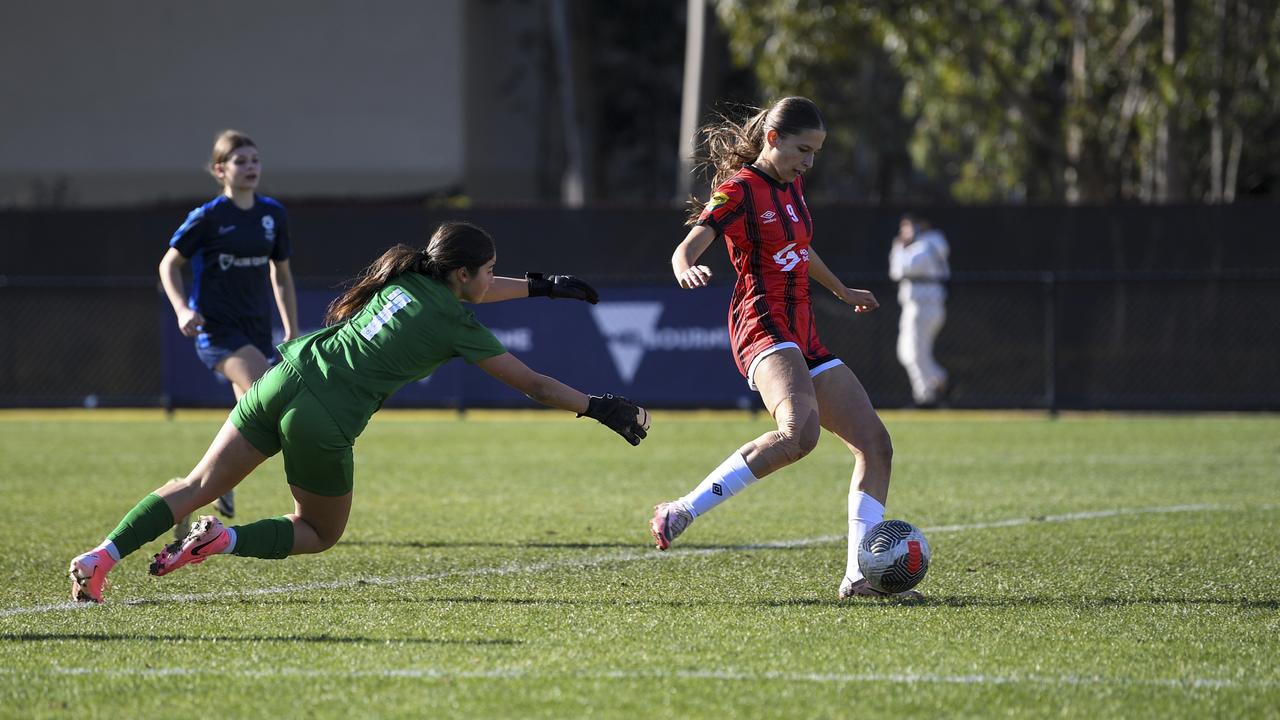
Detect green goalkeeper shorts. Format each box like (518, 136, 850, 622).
(230, 360, 355, 497)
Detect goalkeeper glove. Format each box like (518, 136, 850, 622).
(579, 393, 650, 446)
(527, 272, 599, 304)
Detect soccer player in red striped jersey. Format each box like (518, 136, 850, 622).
(648, 97, 918, 600)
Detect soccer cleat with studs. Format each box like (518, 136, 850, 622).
(68, 548, 115, 603)
(213, 489, 235, 519)
(838, 576, 925, 602)
(649, 501, 694, 551)
(150, 515, 230, 577)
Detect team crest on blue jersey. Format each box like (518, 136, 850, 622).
(262, 215, 276, 242)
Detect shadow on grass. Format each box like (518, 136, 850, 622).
(0, 632, 521, 645)
(339, 540, 637, 550)
(174, 594, 1278, 612)
(176, 594, 926, 610)
(338, 540, 817, 552)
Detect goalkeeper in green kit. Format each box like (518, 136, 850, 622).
(69, 221, 650, 603)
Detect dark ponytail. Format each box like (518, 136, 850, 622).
(324, 221, 496, 325)
(323, 245, 424, 325)
(685, 97, 825, 225)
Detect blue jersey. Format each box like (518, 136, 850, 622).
(169, 195, 292, 334)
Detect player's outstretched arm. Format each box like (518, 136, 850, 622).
(577, 393, 650, 446)
(476, 353, 649, 445)
(808, 247, 879, 313)
(478, 274, 599, 304)
(526, 272, 599, 303)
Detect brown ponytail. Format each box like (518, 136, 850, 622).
(685, 97, 825, 225)
(323, 245, 424, 325)
(323, 222, 496, 325)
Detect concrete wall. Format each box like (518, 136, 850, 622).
(0, 0, 466, 207)
(462, 0, 552, 203)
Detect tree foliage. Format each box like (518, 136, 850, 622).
(714, 0, 1280, 202)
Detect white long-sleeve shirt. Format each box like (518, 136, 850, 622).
(889, 230, 950, 303)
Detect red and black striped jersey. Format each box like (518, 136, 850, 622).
(697, 164, 814, 307)
(697, 164, 828, 375)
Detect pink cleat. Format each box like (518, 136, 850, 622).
(68, 549, 115, 603)
(649, 501, 693, 551)
(150, 515, 230, 577)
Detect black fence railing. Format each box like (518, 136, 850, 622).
(1, 271, 1278, 410)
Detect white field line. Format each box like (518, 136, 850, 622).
(0, 665, 1275, 690)
(3, 502, 1272, 619)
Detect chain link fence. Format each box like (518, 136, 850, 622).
(0, 279, 162, 407)
(815, 270, 1280, 411)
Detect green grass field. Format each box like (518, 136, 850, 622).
(1, 409, 1277, 718)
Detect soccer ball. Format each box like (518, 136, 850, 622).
(858, 519, 930, 593)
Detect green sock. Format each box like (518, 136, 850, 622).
(105, 493, 175, 558)
(230, 517, 295, 559)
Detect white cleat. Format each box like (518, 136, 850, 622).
(213, 489, 235, 519)
(838, 576, 925, 602)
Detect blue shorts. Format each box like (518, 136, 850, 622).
(194, 323, 277, 371)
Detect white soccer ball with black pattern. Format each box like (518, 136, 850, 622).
(857, 519, 930, 594)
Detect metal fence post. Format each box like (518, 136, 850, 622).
(1043, 271, 1059, 418)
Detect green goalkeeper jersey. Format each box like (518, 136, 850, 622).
(279, 272, 507, 441)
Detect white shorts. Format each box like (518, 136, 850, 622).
(746, 342, 845, 391)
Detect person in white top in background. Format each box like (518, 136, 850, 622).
(889, 214, 950, 407)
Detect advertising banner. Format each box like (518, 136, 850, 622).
(162, 285, 759, 409)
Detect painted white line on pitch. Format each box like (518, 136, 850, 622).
(0, 665, 1274, 690)
(713, 502, 1240, 550)
(3, 502, 1272, 618)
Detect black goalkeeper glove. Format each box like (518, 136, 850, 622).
(527, 272, 599, 304)
(579, 393, 650, 446)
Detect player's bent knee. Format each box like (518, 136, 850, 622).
(314, 527, 346, 552)
(773, 435, 809, 465)
(796, 419, 821, 456)
(774, 411, 821, 463)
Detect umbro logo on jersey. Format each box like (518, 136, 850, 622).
(760, 210, 778, 224)
(217, 225, 236, 235)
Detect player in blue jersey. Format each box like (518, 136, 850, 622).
(69, 221, 648, 603)
(159, 130, 300, 530)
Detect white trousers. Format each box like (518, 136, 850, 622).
(897, 297, 947, 404)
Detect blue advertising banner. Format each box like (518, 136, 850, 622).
(161, 285, 760, 409)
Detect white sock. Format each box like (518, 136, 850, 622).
(678, 451, 759, 518)
(95, 540, 121, 563)
(221, 527, 237, 554)
(845, 491, 885, 582)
